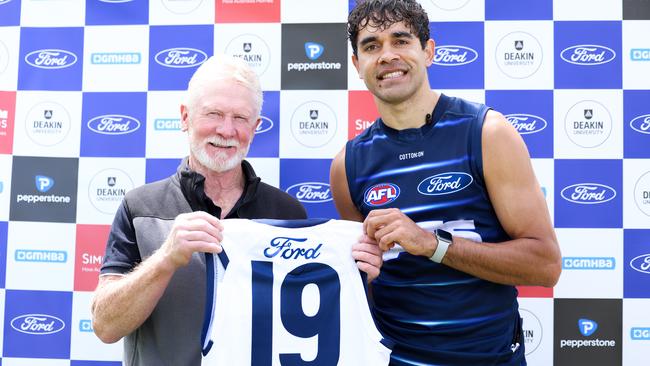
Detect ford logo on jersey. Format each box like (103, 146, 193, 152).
(560, 183, 616, 204)
(88, 114, 141, 135)
(25, 49, 78, 69)
(364, 183, 400, 207)
(417, 172, 473, 196)
(255, 116, 273, 134)
(433, 45, 478, 66)
(286, 182, 332, 203)
(505, 114, 547, 135)
(10, 314, 65, 335)
(630, 254, 650, 274)
(154, 47, 208, 68)
(560, 45, 616, 66)
(98, 0, 134, 2)
(630, 114, 650, 135)
(264, 237, 322, 260)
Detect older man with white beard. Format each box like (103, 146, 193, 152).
(91, 55, 307, 366)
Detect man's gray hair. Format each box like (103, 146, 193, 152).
(185, 54, 263, 117)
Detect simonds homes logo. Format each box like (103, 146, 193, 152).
(154, 47, 207, 68)
(10, 314, 65, 335)
(433, 45, 478, 66)
(560, 183, 616, 204)
(25, 49, 78, 69)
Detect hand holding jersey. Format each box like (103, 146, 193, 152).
(161, 211, 224, 269)
(363, 207, 439, 258)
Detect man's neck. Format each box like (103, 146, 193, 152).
(376, 88, 439, 130)
(189, 157, 245, 215)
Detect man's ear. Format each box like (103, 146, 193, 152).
(424, 39, 435, 67)
(180, 104, 189, 132)
(352, 54, 362, 79)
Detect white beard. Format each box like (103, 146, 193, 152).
(189, 134, 250, 173)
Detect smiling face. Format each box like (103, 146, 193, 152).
(182, 79, 260, 173)
(352, 21, 434, 106)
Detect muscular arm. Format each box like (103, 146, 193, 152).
(366, 111, 561, 287)
(91, 211, 223, 343)
(442, 110, 561, 286)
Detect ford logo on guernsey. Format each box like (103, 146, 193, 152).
(560, 45, 616, 66)
(154, 47, 207, 68)
(630, 114, 650, 135)
(560, 183, 616, 204)
(88, 115, 140, 135)
(630, 254, 650, 274)
(25, 49, 78, 69)
(286, 182, 332, 203)
(99, 0, 134, 2)
(417, 172, 473, 196)
(255, 116, 273, 134)
(364, 183, 400, 207)
(505, 114, 547, 135)
(433, 45, 478, 66)
(10, 314, 65, 335)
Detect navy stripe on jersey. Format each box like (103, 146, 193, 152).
(345, 94, 525, 365)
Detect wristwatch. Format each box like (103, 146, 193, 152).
(429, 229, 453, 263)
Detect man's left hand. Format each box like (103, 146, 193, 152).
(352, 234, 383, 282)
(364, 208, 437, 257)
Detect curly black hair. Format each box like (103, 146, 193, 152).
(348, 0, 431, 56)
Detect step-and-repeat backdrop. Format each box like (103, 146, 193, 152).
(0, 0, 649, 365)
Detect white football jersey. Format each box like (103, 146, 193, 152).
(201, 219, 392, 366)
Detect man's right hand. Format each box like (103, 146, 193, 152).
(162, 211, 224, 269)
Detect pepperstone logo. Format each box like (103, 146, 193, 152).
(304, 42, 324, 60)
(631, 48, 650, 61)
(634, 171, 650, 216)
(560, 45, 616, 66)
(88, 168, 134, 215)
(255, 116, 273, 134)
(161, 0, 202, 14)
(560, 183, 616, 205)
(429, 0, 471, 11)
(564, 100, 612, 148)
(35, 175, 53, 192)
(16, 175, 71, 204)
(520, 308, 543, 356)
(154, 47, 207, 68)
(25, 49, 78, 69)
(290, 101, 337, 148)
(287, 41, 339, 72)
(630, 114, 650, 134)
(10, 314, 65, 335)
(25, 102, 71, 147)
(90, 52, 141, 65)
(225, 34, 271, 76)
(629, 254, 650, 274)
(433, 45, 478, 66)
(505, 114, 547, 135)
(285, 182, 332, 203)
(87, 114, 141, 135)
(495, 32, 543, 79)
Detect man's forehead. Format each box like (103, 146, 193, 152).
(358, 21, 414, 38)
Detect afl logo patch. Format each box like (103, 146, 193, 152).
(364, 183, 400, 207)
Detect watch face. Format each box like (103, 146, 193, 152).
(437, 229, 453, 242)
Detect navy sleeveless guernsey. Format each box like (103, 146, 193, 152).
(345, 94, 525, 365)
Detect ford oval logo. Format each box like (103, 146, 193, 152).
(505, 114, 547, 135)
(10, 314, 65, 335)
(433, 45, 478, 66)
(630, 114, 650, 135)
(286, 182, 332, 203)
(560, 183, 616, 204)
(154, 47, 207, 68)
(630, 254, 650, 274)
(560, 45, 616, 66)
(364, 183, 400, 207)
(99, 0, 134, 2)
(417, 172, 473, 196)
(87, 114, 141, 135)
(25, 49, 78, 69)
(0, 0, 14, 4)
(255, 116, 273, 134)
